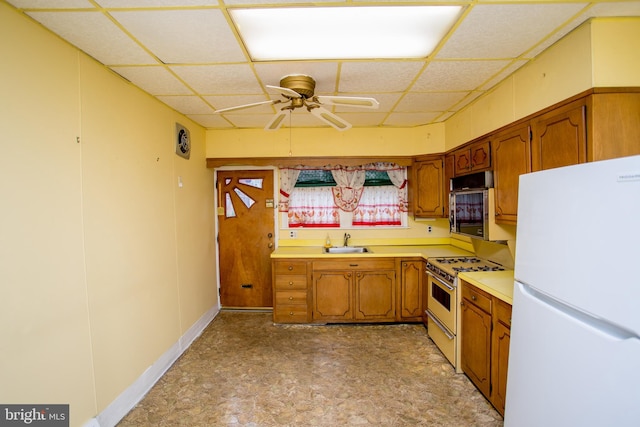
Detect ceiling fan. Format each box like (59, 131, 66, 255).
(213, 74, 379, 131)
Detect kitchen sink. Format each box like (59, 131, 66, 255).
(323, 246, 371, 254)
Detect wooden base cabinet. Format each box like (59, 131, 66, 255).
(398, 259, 424, 322)
(312, 259, 396, 323)
(272, 260, 311, 323)
(460, 280, 512, 416)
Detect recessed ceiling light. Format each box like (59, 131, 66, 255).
(230, 6, 462, 61)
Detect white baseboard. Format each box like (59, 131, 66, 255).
(85, 306, 219, 427)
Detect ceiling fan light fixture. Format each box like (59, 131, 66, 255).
(231, 6, 462, 61)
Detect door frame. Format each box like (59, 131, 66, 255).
(213, 166, 279, 308)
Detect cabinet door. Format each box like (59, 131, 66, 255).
(354, 270, 396, 321)
(531, 100, 586, 171)
(443, 154, 455, 219)
(588, 92, 640, 161)
(413, 157, 444, 218)
(313, 271, 352, 321)
(399, 260, 422, 321)
(470, 140, 491, 171)
(491, 300, 512, 416)
(492, 124, 531, 224)
(461, 296, 492, 398)
(454, 148, 471, 175)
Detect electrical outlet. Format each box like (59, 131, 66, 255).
(289, 230, 297, 238)
(427, 226, 432, 233)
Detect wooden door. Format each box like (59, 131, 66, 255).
(492, 124, 531, 224)
(217, 170, 275, 308)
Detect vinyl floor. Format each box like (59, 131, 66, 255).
(117, 311, 503, 426)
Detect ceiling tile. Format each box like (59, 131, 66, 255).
(203, 95, 274, 113)
(110, 9, 246, 64)
(480, 60, 528, 91)
(413, 60, 511, 92)
(333, 112, 388, 127)
(7, 0, 93, 7)
(156, 95, 215, 114)
(187, 114, 234, 128)
(395, 92, 468, 112)
(339, 62, 425, 93)
(437, 3, 588, 59)
(26, 11, 156, 65)
(97, 1, 216, 6)
(110, 66, 193, 95)
(169, 64, 261, 94)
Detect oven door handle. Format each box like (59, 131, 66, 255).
(428, 272, 455, 291)
(426, 310, 455, 340)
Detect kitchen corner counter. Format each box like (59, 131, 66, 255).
(271, 245, 474, 260)
(458, 270, 515, 304)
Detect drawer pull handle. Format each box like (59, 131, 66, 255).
(288, 266, 294, 271)
(289, 281, 294, 286)
(472, 295, 477, 301)
(288, 296, 293, 300)
(289, 311, 294, 316)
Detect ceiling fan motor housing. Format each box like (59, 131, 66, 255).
(280, 74, 316, 98)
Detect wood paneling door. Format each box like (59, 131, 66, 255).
(217, 170, 275, 308)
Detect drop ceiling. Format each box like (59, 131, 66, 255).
(7, 0, 640, 130)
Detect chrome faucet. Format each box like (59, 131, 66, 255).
(344, 233, 351, 247)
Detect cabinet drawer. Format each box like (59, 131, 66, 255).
(274, 261, 307, 275)
(313, 258, 395, 271)
(462, 284, 492, 314)
(274, 275, 307, 290)
(495, 298, 512, 327)
(274, 306, 309, 323)
(275, 290, 307, 305)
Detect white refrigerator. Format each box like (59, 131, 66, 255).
(504, 155, 640, 427)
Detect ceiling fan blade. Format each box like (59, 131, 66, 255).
(309, 106, 352, 131)
(214, 100, 277, 114)
(266, 85, 302, 99)
(265, 110, 289, 131)
(315, 96, 380, 109)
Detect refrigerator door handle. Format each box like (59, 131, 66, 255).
(519, 282, 640, 340)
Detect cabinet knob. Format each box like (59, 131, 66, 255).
(289, 311, 294, 316)
(472, 295, 477, 301)
(461, 301, 465, 307)
(288, 296, 293, 300)
(288, 266, 293, 271)
(288, 281, 294, 286)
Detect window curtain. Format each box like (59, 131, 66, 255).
(374, 163, 408, 212)
(278, 168, 300, 212)
(330, 167, 366, 212)
(353, 186, 402, 226)
(288, 187, 340, 228)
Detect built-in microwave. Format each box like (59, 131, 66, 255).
(449, 171, 492, 240)
(450, 188, 490, 239)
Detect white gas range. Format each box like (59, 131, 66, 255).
(424, 256, 506, 373)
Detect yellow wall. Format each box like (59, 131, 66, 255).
(206, 123, 446, 158)
(0, 3, 217, 426)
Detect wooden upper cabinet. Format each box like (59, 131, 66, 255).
(412, 156, 445, 218)
(531, 99, 587, 172)
(453, 140, 491, 176)
(492, 123, 531, 225)
(587, 92, 640, 161)
(443, 154, 455, 218)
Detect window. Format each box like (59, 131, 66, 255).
(279, 163, 408, 228)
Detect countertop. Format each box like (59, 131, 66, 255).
(457, 270, 515, 304)
(270, 245, 474, 259)
(272, 244, 514, 304)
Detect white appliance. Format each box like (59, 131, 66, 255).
(505, 155, 640, 427)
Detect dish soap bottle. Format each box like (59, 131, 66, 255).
(324, 234, 332, 248)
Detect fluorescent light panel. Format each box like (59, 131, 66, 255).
(231, 6, 462, 61)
